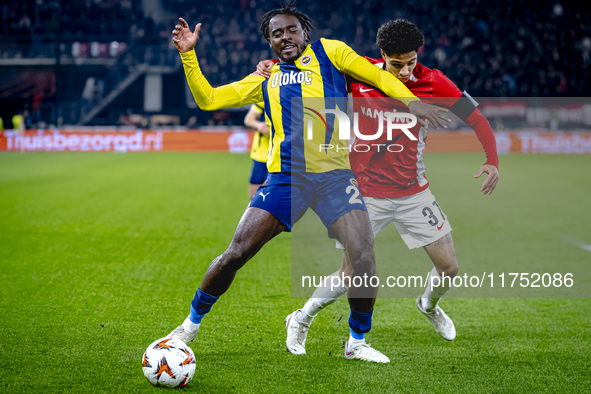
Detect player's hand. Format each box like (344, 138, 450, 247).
(474, 164, 499, 195)
(253, 60, 274, 79)
(257, 122, 270, 134)
(172, 18, 200, 53)
(407, 101, 451, 130)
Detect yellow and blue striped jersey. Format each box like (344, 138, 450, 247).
(181, 38, 419, 173)
(249, 102, 270, 163)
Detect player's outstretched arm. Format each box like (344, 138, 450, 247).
(347, 57, 451, 130)
(406, 100, 451, 130)
(172, 18, 264, 111)
(322, 39, 451, 130)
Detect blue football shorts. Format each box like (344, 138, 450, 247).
(249, 169, 367, 231)
(249, 160, 269, 185)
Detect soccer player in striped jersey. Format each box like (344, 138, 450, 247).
(244, 103, 270, 199)
(167, 2, 450, 363)
(271, 19, 499, 354)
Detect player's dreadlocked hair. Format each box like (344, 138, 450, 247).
(260, 0, 314, 42)
(376, 19, 424, 55)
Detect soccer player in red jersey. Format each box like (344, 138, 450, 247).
(257, 19, 499, 355)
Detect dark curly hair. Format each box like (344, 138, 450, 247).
(260, 0, 314, 42)
(376, 19, 424, 55)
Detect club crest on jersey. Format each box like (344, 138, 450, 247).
(271, 70, 313, 88)
(350, 179, 359, 188)
(300, 55, 312, 66)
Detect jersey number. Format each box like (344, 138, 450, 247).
(422, 202, 446, 227)
(346, 186, 362, 204)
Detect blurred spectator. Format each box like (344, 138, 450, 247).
(154, 0, 590, 97)
(23, 109, 32, 129)
(3, 0, 589, 97)
(0, 0, 144, 57)
(119, 108, 145, 128)
(12, 112, 24, 131)
(2, 0, 591, 127)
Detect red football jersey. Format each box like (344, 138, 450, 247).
(348, 57, 497, 198)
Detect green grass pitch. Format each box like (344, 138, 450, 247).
(1, 152, 590, 393)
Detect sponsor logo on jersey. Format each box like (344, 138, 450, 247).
(270, 70, 313, 88)
(300, 55, 312, 66)
(360, 106, 414, 124)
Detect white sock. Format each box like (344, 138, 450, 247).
(421, 266, 453, 312)
(348, 334, 365, 349)
(296, 271, 348, 325)
(182, 316, 200, 333)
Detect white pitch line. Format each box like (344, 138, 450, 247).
(578, 243, 591, 253)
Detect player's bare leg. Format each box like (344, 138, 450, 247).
(169, 207, 286, 343)
(417, 232, 459, 340)
(200, 207, 285, 296)
(248, 184, 262, 200)
(422, 232, 459, 308)
(331, 209, 388, 362)
(286, 210, 388, 362)
(329, 209, 378, 307)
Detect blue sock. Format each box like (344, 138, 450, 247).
(350, 328, 365, 340)
(349, 309, 373, 340)
(189, 288, 219, 324)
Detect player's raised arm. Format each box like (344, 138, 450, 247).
(322, 39, 451, 130)
(172, 18, 265, 110)
(172, 17, 200, 54)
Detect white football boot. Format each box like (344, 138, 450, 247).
(416, 296, 456, 341)
(344, 340, 390, 363)
(284, 310, 309, 355)
(167, 317, 199, 344)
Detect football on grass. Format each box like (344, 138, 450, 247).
(142, 337, 196, 387)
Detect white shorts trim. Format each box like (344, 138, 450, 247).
(336, 188, 452, 250)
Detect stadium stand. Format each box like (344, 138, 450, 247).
(1, 0, 590, 127)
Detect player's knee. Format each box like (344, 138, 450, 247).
(440, 259, 459, 278)
(341, 264, 353, 279)
(347, 247, 377, 277)
(219, 247, 249, 272)
(449, 260, 459, 277)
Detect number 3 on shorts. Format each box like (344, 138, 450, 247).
(422, 201, 446, 226)
(345, 185, 362, 204)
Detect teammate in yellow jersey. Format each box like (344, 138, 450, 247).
(243, 103, 270, 200)
(166, 1, 450, 363)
